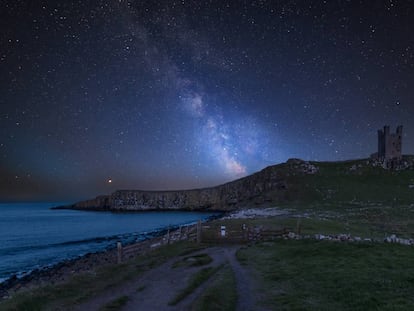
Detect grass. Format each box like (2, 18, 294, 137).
(246, 158, 414, 208)
(99, 295, 129, 310)
(191, 264, 237, 311)
(202, 217, 359, 243)
(0, 241, 204, 311)
(237, 239, 414, 310)
(173, 253, 213, 268)
(0, 265, 134, 311)
(168, 265, 222, 306)
(202, 200, 414, 241)
(290, 159, 414, 206)
(210, 158, 414, 241)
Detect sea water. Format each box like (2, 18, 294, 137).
(0, 203, 219, 282)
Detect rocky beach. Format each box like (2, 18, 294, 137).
(0, 224, 196, 301)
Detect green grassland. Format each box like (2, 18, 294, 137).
(236, 157, 414, 239)
(237, 240, 414, 310)
(279, 158, 414, 206)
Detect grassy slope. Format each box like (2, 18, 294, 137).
(237, 239, 414, 310)
(262, 158, 414, 238)
(281, 158, 414, 206)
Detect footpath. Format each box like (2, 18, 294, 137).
(74, 246, 264, 311)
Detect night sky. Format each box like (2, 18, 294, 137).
(1, 1, 414, 201)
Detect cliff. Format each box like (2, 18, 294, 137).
(55, 159, 319, 212)
(55, 156, 414, 212)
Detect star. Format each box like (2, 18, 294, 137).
(1, 0, 413, 200)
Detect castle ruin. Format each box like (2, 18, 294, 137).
(377, 125, 403, 160)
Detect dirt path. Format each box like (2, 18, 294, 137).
(121, 247, 227, 311)
(225, 247, 254, 310)
(73, 246, 261, 311)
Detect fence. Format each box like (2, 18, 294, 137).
(200, 225, 293, 244)
(116, 221, 296, 263)
(116, 222, 200, 263)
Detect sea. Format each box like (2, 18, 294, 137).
(0, 202, 219, 283)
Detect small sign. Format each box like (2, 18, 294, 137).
(220, 225, 226, 237)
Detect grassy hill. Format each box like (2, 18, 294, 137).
(61, 156, 414, 213)
(266, 156, 414, 207)
(240, 156, 413, 239)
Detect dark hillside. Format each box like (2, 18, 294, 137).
(54, 157, 414, 212)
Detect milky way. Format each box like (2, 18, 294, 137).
(1, 1, 414, 201)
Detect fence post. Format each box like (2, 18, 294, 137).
(296, 218, 301, 235)
(197, 220, 202, 244)
(117, 242, 123, 264)
(242, 224, 248, 242)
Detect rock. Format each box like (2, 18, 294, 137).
(56, 159, 317, 212)
(287, 232, 296, 239)
(400, 238, 410, 245)
(315, 234, 325, 240)
(150, 242, 161, 248)
(338, 234, 350, 241)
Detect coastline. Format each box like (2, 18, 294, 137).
(0, 245, 117, 300)
(0, 214, 221, 301)
(51, 204, 225, 213)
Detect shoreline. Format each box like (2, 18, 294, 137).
(0, 244, 118, 300)
(0, 214, 221, 300)
(51, 205, 226, 213)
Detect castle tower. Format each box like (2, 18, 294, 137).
(377, 125, 403, 160)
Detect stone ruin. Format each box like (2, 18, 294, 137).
(377, 125, 403, 160)
(371, 125, 404, 169)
